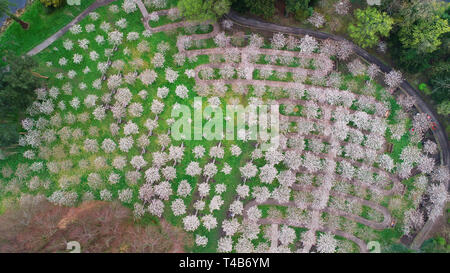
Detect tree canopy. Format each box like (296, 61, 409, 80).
(348, 7, 394, 48)
(244, 0, 275, 20)
(39, 0, 65, 8)
(0, 53, 41, 116)
(285, 0, 310, 15)
(437, 101, 450, 116)
(398, 14, 449, 54)
(0, 53, 41, 146)
(178, 0, 231, 21)
(0, 0, 9, 15)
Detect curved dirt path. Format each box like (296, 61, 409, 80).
(283, 146, 402, 191)
(131, 6, 448, 250)
(276, 98, 385, 118)
(225, 10, 449, 169)
(243, 199, 369, 253)
(291, 163, 399, 196)
(290, 184, 392, 229)
(226, 11, 449, 251)
(26, 0, 117, 56)
(282, 146, 398, 196)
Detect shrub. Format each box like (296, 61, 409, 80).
(40, 0, 64, 8)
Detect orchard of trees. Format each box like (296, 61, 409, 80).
(0, 0, 448, 254)
(227, 0, 450, 146)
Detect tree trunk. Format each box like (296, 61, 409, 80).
(2, 8, 29, 29)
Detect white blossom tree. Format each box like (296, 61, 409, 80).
(252, 186, 271, 203)
(177, 180, 192, 197)
(217, 236, 233, 253)
(377, 154, 394, 172)
(423, 140, 438, 155)
(108, 30, 123, 45)
(139, 69, 157, 85)
(155, 181, 172, 200)
(214, 32, 230, 48)
(183, 215, 200, 232)
(151, 99, 165, 115)
(202, 214, 218, 231)
(307, 12, 325, 28)
(193, 145, 206, 159)
(247, 206, 262, 222)
(431, 166, 450, 184)
(334, 0, 351, 15)
(426, 182, 448, 222)
(130, 155, 147, 170)
(175, 85, 189, 99)
(229, 200, 244, 216)
(198, 182, 211, 198)
(316, 232, 337, 253)
(186, 161, 202, 177)
(152, 52, 165, 68)
(139, 183, 154, 203)
(101, 138, 116, 153)
(279, 225, 296, 246)
(209, 195, 224, 212)
(271, 33, 286, 50)
(203, 162, 218, 179)
(148, 199, 164, 217)
(165, 68, 178, 83)
(236, 184, 250, 199)
(259, 164, 278, 184)
(403, 208, 424, 236)
(418, 156, 435, 174)
(196, 235, 208, 247)
(299, 35, 318, 53)
(278, 170, 296, 187)
(222, 218, 240, 236)
(171, 198, 186, 216)
(240, 162, 258, 180)
(145, 167, 160, 184)
(384, 70, 403, 92)
(168, 145, 185, 164)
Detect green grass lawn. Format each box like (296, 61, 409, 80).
(0, 0, 95, 56)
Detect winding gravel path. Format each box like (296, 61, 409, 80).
(269, 223, 279, 252)
(243, 198, 369, 253)
(276, 98, 385, 118)
(290, 184, 392, 229)
(225, 10, 449, 168)
(131, 7, 448, 251)
(224, 11, 450, 249)
(283, 146, 402, 192)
